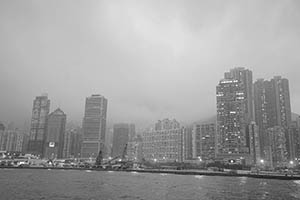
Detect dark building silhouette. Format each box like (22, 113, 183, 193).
(44, 108, 66, 159)
(64, 128, 83, 158)
(28, 94, 50, 157)
(111, 123, 132, 158)
(81, 94, 107, 158)
(254, 76, 292, 160)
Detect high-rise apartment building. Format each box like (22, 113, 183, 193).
(183, 126, 193, 161)
(264, 126, 288, 168)
(254, 76, 292, 160)
(28, 94, 50, 157)
(44, 108, 66, 159)
(111, 123, 132, 158)
(216, 78, 249, 162)
(192, 123, 216, 161)
(81, 94, 107, 158)
(248, 122, 260, 164)
(142, 119, 183, 162)
(224, 67, 254, 122)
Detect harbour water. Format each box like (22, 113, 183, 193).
(1, 168, 300, 200)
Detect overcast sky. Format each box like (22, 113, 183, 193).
(1, 0, 300, 128)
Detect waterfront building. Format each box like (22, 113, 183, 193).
(264, 126, 288, 168)
(81, 94, 107, 158)
(63, 128, 83, 158)
(248, 122, 260, 165)
(254, 76, 292, 160)
(216, 76, 251, 164)
(288, 121, 300, 160)
(127, 134, 143, 162)
(44, 108, 66, 159)
(28, 94, 50, 157)
(142, 119, 183, 162)
(111, 123, 132, 158)
(192, 123, 216, 161)
(183, 126, 193, 161)
(0, 129, 23, 152)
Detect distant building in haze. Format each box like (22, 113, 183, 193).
(81, 94, 107, 158)
(63, 127, 83, 158)
(183, 126, 193, 161)
(127, 134, 143, 162)
(264, 126, 288, 168)
(111, 124, 135, 157)
(142, 119, 183, 162)
(28, 94, 50, 157)
(254, 76, 292, 160)
(44, 108, 66, 159)
(192, 123, 216, 161)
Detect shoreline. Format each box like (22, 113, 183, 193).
(1, 166, 300, 180)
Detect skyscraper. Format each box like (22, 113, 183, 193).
(81, 94, 107, 158)
(28, 94, 50, 157)
(44, 108, 66, 159)
(216, 68, 253, 164)
(254, 76, 292, 160)
(111, 123, 132, 158)
(224, 67, 254, 122)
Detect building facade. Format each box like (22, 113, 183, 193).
(264, 126, 288, 168)
(28, 94, 50, 157)
(142, 119, 183, 162)
(44, 108, 66, 159)
(127, 134, 143, 162)
(254, 76, 292, 161)
(63, 127, 83, 158)
(192, 123, 216, 161)
(81, 94, 107, 158)
(111, 123, 132, 158)
(183, 126, 193, 161)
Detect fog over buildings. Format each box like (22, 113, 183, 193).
(1, 1, 300, 129)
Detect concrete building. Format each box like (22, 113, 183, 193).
(216, 78, 251, 164)
(289, 121, 300, 160)
(142, 119, 183, 162)
(127, 134, 143, 162)
(183, 126, 193, 161)
(224, 67, 254, 123)
(44, 108, 66, 159)
(63, 128, 83, 158)
(111, 123, 132, 158)
(81, 94, 107, 158)
(254, 76, 292, 160)
(248, 122, 260, 165)
(264, 126, 288, 168)
(192, 123, 216, 161)
(0, 129, 23, 152)
(28, 94, 50, 157)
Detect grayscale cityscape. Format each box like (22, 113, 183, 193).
(1, 1, 300, 200)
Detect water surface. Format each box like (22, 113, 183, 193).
(0, 168, 299, 200)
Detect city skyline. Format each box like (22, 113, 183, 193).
(1, 1, 300, 128)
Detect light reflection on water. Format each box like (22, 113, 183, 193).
(0, 168, 299, 200)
